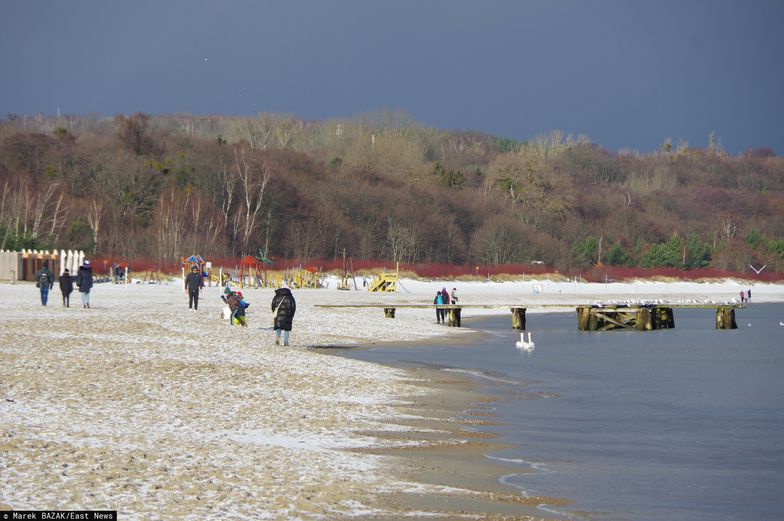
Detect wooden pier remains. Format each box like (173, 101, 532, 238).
(315, 303, 742, 330)
(576, 305, 676, 331)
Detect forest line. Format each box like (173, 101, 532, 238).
(1, 111, 782, 275)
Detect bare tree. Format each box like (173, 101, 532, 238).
(286, 220, 321, 261)
(45, 187, 69, 241)
(273, 115, 301, 149)
(225, 113, 301, 150)
(472, 218, 520, 265)
(216, 166, 237, 232)
(240, 116, 273, 150)
(386, 219, 419, 264)
(86, 198, 104, 255)
(718, 213, 738, 243)
(0, 178, 68, 245)
(153, 188, 188, 260)
(189, 194, 225, 256)
(233, 145, 272, 255)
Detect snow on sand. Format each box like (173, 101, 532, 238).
(1, 277, 781, 519)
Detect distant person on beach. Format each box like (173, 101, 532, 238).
(434, 290, 446, 324)
(747, 289, 751, 302)
(76, 260, 93, 308)
(59, 268, 74, 308)
(271, 284, 296, 346)
(740, 290, 746, 304)
(34, 261, 54, 306)
(184, 265, 204, 310)
(450, 287, 458, 304)
(442, 287, 450, 304)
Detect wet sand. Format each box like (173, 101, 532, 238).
(350, 366, 570, 520)
(1, 281, 564, 520)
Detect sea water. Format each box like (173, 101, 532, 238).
(338, 303, 784, 521)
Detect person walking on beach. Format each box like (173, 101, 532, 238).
(450, 287, 458, 305)
(33, 261, 54, 306)
(76, 260, 93, 308)
(59, 268, 74, 308)
(271, 283, 296, 346)
(185, 265, 204, 310)
(221, 286, 249, 326)
(434, 290, 446, 324)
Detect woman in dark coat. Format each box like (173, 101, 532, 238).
(271, 284, 296, 346)
(59, 268, 74, 308)
(76, 261, 94, 308)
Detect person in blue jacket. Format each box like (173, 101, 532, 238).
(434, 290, 446, 324)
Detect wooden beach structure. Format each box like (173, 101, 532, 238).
(576, 305, 675, 331)
(368, 263, 399, 292)
(315, 303, 743, 330)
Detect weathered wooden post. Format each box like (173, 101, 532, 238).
(447, 306, 461, 327)
(383, 307, 396, 319)
(577, 306, 591, 331)
(636, 307, 653, 330)
(715, 306, 737, 329)
(589, 308, 599, 330)
(511, 307, 526, 330)
(656, 307, 675, 329)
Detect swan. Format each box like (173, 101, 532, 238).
(515, 331, 535, 350)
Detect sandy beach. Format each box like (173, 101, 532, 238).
(1, 276, 782, 519)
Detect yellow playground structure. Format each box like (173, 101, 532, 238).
(368, 263, 398, 292)
(288, 265, 323, 289)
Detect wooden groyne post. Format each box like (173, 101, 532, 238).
(636, 306, 653, 331)
(511, 307, 526, 330)
(316, 302, 738, 332)
(715, 306, 737, 329)
(446, 306, 461, 327)
(657, 306, 675, 329)
(577, 306, 599, 331)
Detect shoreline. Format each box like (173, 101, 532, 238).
(323, 319, 570, 520)
(2, 279, 782, 518)
(346, 364, 569, 520)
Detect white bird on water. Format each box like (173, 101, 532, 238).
(515, 331, 535, 350)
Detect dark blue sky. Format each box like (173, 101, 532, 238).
(2, 1, 783, 154)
